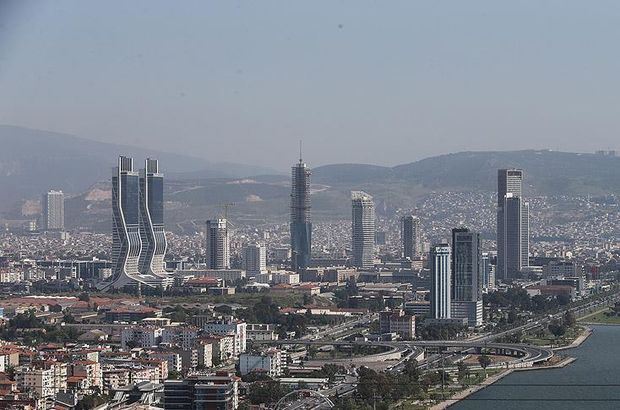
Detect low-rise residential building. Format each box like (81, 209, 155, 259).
(203, 320, 246, 355)
(246, 324, 279, 341)
(379, 309, 416, 340)
(239, 349, 282, 377)
(121, 326, 163, 349)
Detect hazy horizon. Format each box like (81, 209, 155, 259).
(1, 1, 619, 169)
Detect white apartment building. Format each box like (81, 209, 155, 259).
(239, 349, 282, 377)
(16, 362, 68, 400)
(121, 326, 163, 349)
(246, 324, 279, 341)
(203, 320, 246, 355)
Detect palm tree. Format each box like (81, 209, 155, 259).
(478, 355, 492, 378)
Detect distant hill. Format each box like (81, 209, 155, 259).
(3, 133, 619, 233)
(0, 125, 279, 211)
(314, 150, 620, 196)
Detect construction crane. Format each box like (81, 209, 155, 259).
(219, 202, 235, 220)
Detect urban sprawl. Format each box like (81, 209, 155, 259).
(0, 155, 618, 410)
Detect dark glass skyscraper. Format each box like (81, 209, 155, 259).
(451, 228, 482, 302)
(111, 156, 142, 288)
(139, 158, 168, 277)
(401, 215, 421, 259)
(497, 169, 529, 280)
(290, 157, 312, 271)
(109, 156, 169, 290)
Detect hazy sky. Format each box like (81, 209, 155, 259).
(1, 1, 619, 170)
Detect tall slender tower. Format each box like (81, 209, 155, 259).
(111, 156, 142, 287)
(206, 219, 230, 269)
(351, 191, 375, 269)
(41, 190, 65, 231)
(139, 158, 168, 277)
(430, 244, 451, 319)
(451, 228, 482, 302)
(497, 169, 529, 280)
(401, 215, 421, 259)
(290, 151, 312, 271)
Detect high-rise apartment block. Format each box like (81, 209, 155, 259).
(430, 244, 451, 319)
(110, 156, 170, 289)
(401, 215, 421, 259)
(242, 244, 266, 275)
(451, 228, 483, 327)
(206, 219, 230, 270)
(41, 190, 65, 231)
(451, 228, 482, 302)
(351, 191, 375, 269)
(497, 169, 529, 280)
(290, 157, 312, 271)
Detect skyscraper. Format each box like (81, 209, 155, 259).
(430, 244, 451, 319)
(451, 228, 484, 326)
(401, 215, 421, 259)
(290, 156, 312, 271)
(111, 156, 142, 288)
(206, 219, 230, 269)
(138, 158, 168, 277)
(243, 244, 267, 275)
(109, 156, 170, 290)
(351, 191, 375, 269)
(481, 252, 491, 290)
(497, 169, 529, 280)
(451, 228, 482, 302)
(41, 190, 64, 231)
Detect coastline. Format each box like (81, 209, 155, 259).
(433, 326, 591, 409)
(552, 325, 592, 351)
(430, 369, 514, 410)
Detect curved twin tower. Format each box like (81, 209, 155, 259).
(108, 156, 171, 290)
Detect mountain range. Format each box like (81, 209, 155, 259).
(1, 125, 619, 232)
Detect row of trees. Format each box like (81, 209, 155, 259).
(0, 311, 83, 345)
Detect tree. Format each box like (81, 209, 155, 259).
(457, 361, 468, 383)
(478, 355, 492, 378)
(168, 370, 181, 380)
(548, 320, 567, 345)
(307, 346, 318, 360)
(248, 380, 288, 405)
(563, 311, 577, 328)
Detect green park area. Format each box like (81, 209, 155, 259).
(523, 324, 584, 347)
(579, 308, 620, 325)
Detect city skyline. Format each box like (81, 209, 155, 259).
(0, 2, 617, 409)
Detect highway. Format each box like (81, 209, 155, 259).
(274, 289, 620, 408)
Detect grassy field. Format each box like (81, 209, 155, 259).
(523, 325, 583, 347)
(579, 309, 620, 325)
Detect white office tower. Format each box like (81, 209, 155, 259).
(41, 190, 65, 230)
(481, 252, 491, 290)
(497, 169, 530, 280)
(430, 244, 451, 319)
(401, 215, 422, 259)
(243, 244, 267, 275)
(351, 191, 375, 269)
(206, 219, 230, 269)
